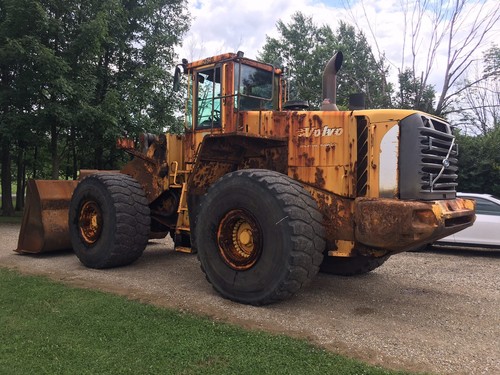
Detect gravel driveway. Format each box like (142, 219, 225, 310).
(1, 223, 499, 375)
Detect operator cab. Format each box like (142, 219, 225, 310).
(177, 52, 281, 133)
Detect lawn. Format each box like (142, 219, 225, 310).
(0, 268, 414, 375)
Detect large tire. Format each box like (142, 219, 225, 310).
(69, 173, 150, 269)
(194, 169, 326, 305)
(320, 254, 389, 276)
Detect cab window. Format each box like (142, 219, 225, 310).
(196, 66, 221, 129)
(235, 64, 273, 111)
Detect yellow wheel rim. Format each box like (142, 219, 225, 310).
(78, 201, 103, 245)
(217, 209, 262, 270)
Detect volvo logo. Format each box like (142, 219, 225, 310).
(442, 159, 450, 168)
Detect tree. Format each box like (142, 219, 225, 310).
(344, 0, 500, 117)
(454, 45, 499, 135)
(394, 68, 436, 113)
(456, 127, 500, 196)
(0, 0, 190, 215)
(258, 12, 334, 108)
(258, 13, 391, 109)
(335, 21, 392, 109)
(0, 0, 55, 214)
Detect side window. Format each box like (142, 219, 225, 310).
(185, 74, 193, 130)
(196, 67, 221, 129)
(235, 64, 273, 111)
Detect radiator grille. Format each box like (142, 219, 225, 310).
(419, 126, 458, 192)
(400, 114, 457, 200)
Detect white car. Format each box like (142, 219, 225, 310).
(436, 193, 500, 248)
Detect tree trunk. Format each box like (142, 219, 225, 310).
(15, 144, 25, 210)
(71, 125, 78, 179)
(32, 145, 38, 179)
(51, 123, 60, 179)
(1, 142, 15, 216)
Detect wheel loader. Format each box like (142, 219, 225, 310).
(16, 51, 475, 305)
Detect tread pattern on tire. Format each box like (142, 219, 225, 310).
(71, 173, 150, 268)
(195, 169, 326, 305)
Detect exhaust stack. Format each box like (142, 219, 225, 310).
(321, 51, 343, 111)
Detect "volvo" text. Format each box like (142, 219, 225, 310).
(297, 125, 343, 137)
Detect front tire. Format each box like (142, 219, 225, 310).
(194, 169, 325, 305)
(69, 173, 150, 268)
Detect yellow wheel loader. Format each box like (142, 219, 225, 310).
(16, 51, 475, 305)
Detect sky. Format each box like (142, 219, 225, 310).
(177, 0, 500, 93)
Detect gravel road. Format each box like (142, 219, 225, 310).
(1, 223, 499, 375)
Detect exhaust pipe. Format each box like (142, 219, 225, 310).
(321, 51, 343, 111)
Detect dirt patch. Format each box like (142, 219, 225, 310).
(1, 223, 499, 374)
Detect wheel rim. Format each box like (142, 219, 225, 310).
(217, 209, 262, 271)
(78, 200, 103, 245)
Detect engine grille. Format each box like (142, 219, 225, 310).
(400, 114, 458, 200)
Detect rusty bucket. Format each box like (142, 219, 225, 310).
(15, 179, 79, 253)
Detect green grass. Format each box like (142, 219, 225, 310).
(0, 268, 414, 375)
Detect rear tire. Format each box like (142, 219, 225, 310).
(69, 173, 150, 268)
(194, 169, 325, 305)
(320, 254, 389, 276)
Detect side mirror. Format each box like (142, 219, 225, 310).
(173, 59, 188, 92)
(173, 66, 182, 92)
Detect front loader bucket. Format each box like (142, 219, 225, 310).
(15, 179, 79, 254)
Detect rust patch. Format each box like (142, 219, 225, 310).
(188, 134, 288, 198)
(289, 167, 299, 181)
(296, 113, 306, 126)
(191, 162, 233, 191)
(353, 198, 441, 252)
(352, 197, 475, 252)
(116, 138, 134, 149)
(305, 155, 315, 167)
(314, 167, 326, 188)
(121, 158, 162, 203)
(312, 114, 323, 127)
(305, 187, 355, 244)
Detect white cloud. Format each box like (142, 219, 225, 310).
(180, 0, 304, 60)
(177, 0, 500, 94)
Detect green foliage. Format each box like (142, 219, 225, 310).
(0, 268, 409, 375)
(258, 12, 333, 108)
(0, 0, 189, 212)
(455, 126, 500, 196)
(394, 68, 436, 114)
(335, 22, 392, 109)
(258, 13, 392, 109)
